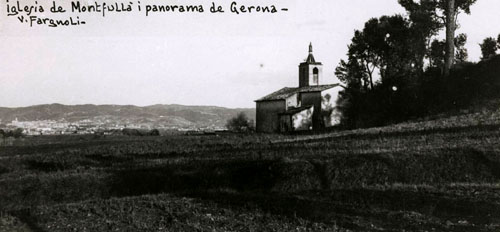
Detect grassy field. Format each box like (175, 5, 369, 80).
(1, 110, 500, 231)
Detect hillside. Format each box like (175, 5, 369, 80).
(0, 104, 255, 129)
(1, 107, 500, 231)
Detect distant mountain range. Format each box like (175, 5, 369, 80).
(0, 104, 255, 129)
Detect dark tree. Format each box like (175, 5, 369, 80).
(335, 58, 367, 91)
(11, 128, 24, 138)
(338, 15, 415, 89)
(362, 15, 416, 87)
(335, 58, 368, 128)
(429, 34, 468, 70)
(442, 0, 477, 75)
(226, 112, 254, 132)
(480, 37, 498, 60)
(335, 15, 420, 128)
(398, 0, 477, 76)
(398, 0, 442, 72)
(121, 128, 142, 136)
(429, 39, 446, 68)
(343, 30, 378, 90)
(454, 33, 468, 62)
(497, 34, 500, 49)
(148, 129, 160, 136)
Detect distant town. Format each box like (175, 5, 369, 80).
(1, 118, 228, 136)
(0, 104, 255, 137)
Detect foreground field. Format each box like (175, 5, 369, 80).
(1, 113, 500, 231)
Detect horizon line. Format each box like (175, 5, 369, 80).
(0, 103, 256, 110)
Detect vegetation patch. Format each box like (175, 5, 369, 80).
(1, 115, 500, 231)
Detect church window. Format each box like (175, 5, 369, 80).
(313, 67, 319, 84)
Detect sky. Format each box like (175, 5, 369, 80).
(1, 0, 500, 108)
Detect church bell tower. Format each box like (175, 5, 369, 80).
(299, 43, 323, 87)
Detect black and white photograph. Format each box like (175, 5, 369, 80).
(1, 0, 500, 231)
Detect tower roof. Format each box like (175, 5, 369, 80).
(302, 42, 321, 65)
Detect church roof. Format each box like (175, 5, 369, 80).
(306, 54, 316, 63)
(255, 84, 340, 102)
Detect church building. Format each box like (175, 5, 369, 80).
(255, 43, 343, 133)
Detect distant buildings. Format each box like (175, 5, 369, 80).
(255, 43, 343, 133)
(3, 117, 227, 136)
(7, 118, 102, 135)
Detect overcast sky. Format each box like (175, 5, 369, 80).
(1, 0, 499, 108)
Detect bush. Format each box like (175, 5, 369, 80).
(0, 128, 24, 138)
(226, 112, 254, 132)
(148, 129, 160, 136)
(121, 128, 161, 136)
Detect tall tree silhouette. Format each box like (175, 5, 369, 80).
(398, 0, 477, 76)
